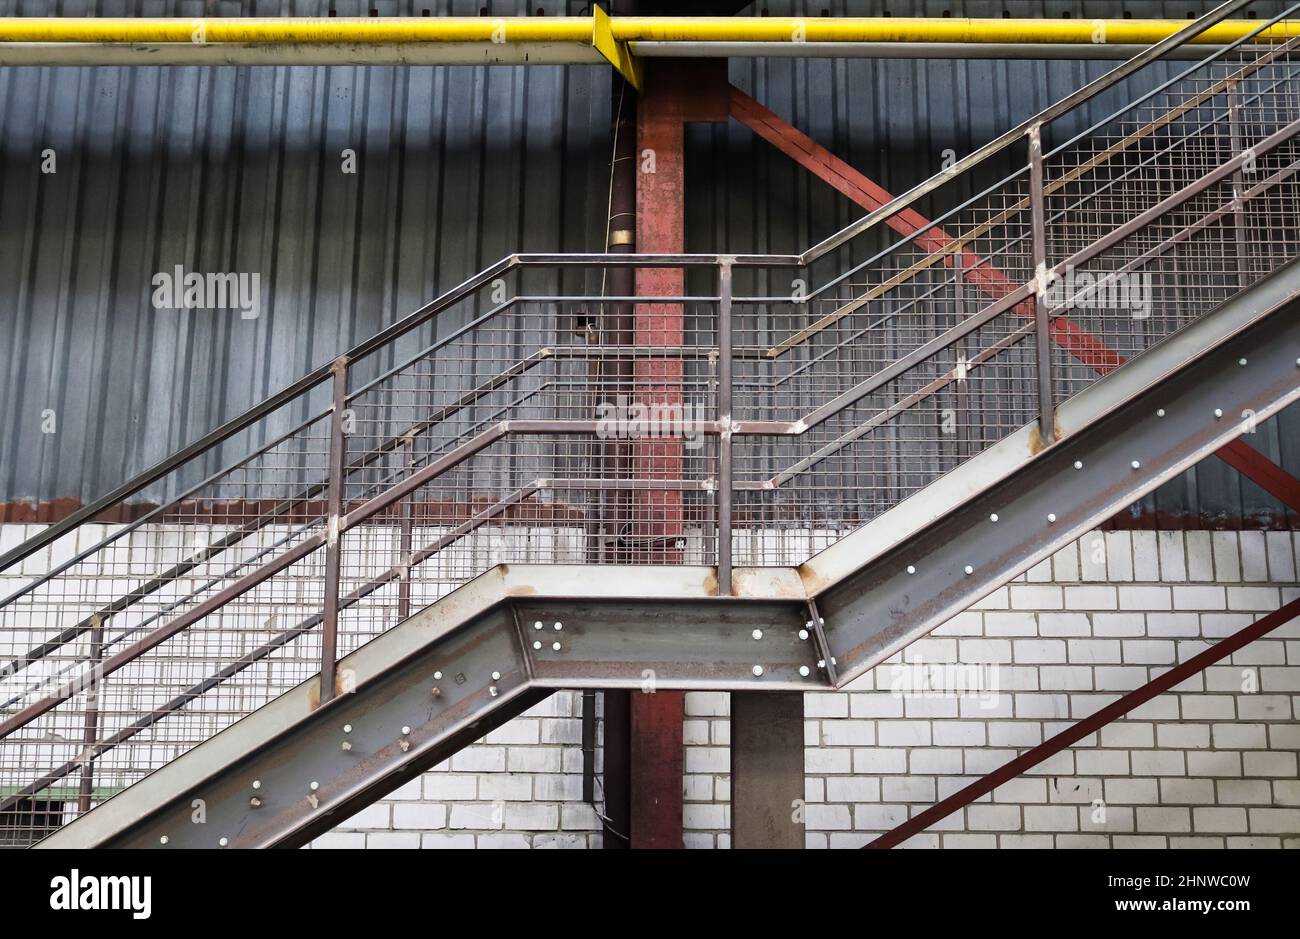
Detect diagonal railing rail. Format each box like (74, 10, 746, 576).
(2, 0, 1299, 845)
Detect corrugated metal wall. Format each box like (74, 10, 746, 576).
(0, 0, 1296, 527)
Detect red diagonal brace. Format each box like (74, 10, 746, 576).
(867, 595, 1300, 848)
(728, 85, 1300, 509)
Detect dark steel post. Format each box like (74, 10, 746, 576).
(397, 436, 414, 622)
(320, 357, 348, 705)
(1227, 83, 1252, 289)
(76, 613, 104, 814)
(731, 691, 805, 849)
(1028, 124, 1056, 443)
(716, 260, 733, 596)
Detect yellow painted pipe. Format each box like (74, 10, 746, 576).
(0, 16, 1295, 45)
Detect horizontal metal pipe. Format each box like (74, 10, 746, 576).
(633, 41, 1252, 61)
(0, 40, 1265, 66)
(0, 16, 1294, 45)
(0, 16, 1295, 67)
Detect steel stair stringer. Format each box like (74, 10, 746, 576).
(38, 259, 1300, 850)
(37, 565, 816, 849)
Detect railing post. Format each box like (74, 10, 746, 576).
(1226, 82, 1251, 290)
(320, 356, 348, 705)
(76, 613, 104, 814)
(396, 435, 414, 622)
(716, 260, 734, 596)
(1028, 123, 1056, 444)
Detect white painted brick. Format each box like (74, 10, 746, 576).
(683, 803, 728, 830)
(1009, 585, 1062, 610)
(882, 776, 936, 803)
(393, 803, 448, 830)
(849, 693, 903, 718)
(804, 803, 852, 830)
(1129, 531, 1159, 580)
(685, 746, 729, 774)
(1173, 585, 1226, 611)
(1063, 585, 1117, 610)
(1075, 750, 1130, 775)
(1146, 612, 1200, 637)
(820, 720, 876, 747)
(1024, 805, 1079, 832)
(911, 749, 964, 774)
(1188, 750, 1241, 778)
(1266, 531, 1297, 581)
(684, 691, 729, 717)
(1156, 723, 1210, 748)
(1137, 807, 1191, 833)
(1161, 778, 1216, 804)
(1243, 751, 1297, 776)
(1123, 640, 1175, 664)
(1012, 639, 1064, 664)
(983, 611, 1038, 636)
(507, 747, 562, 773)
(958, 638, 1011, 662)
(1210, 532, 1242, 581)
(1216, 779, 1271, 805)
(1068, 639, 1121, 664)
(1080, 532, 1109, 581)
(419, 772, 477, 800)
(365, 832, 420, 849)
(877, 721, 931, 747)
(825, 776, 880, 802)
(1130, 750, 1185, 776)
(1179, 694, 1236, 720)
(852, 804, 907, 830)
(1118, 585, 1171, 611)
(1090, 613, 1144, 637)
(805, 692, 849, 718)
(1099, 722, 1153, 748)
(1185, 531, 1214, 581)
(1051, 543, 1080, 582)
(933, 720, 987, 747)
(1227, 586, 1282, 611)
(1247, 808, 1300, 834)
(1238, 531, 1269, 581)
(1104, 778, 1159, 804)
(1157, 531, 1187, 581)
(1037, 612, 1092, 637)
(853, 748, 907, 774)
(1102, 531, 1134, 581)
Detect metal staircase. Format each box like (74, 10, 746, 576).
(3, 1, 1300, 848)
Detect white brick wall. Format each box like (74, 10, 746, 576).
(5, 523, 1297, 849)
(682, 530, 1300, 849)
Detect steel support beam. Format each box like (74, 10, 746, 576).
(869, 595, 1300, 848)
(731, 692, 805, 849)
(47, 594, 816, 849)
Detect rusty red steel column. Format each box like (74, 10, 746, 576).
(627, 59, 728, 849)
